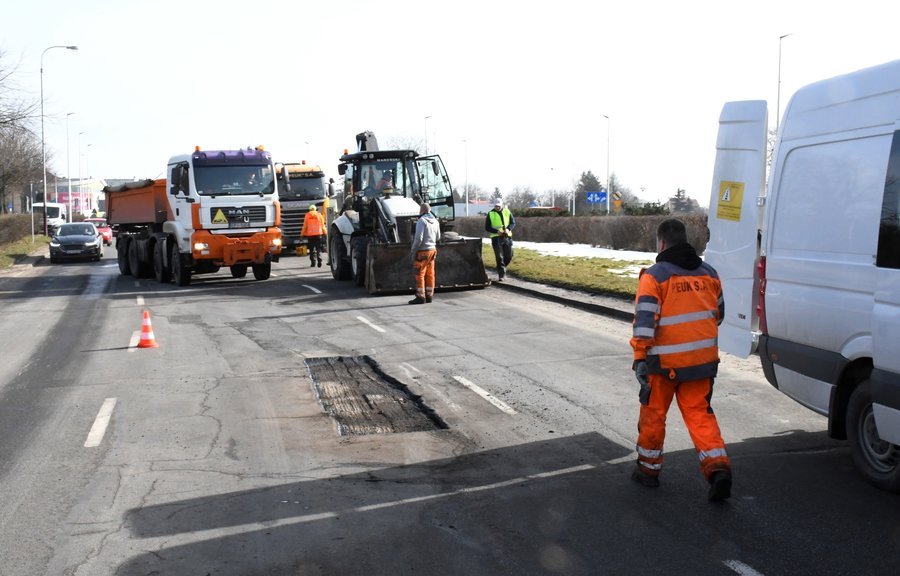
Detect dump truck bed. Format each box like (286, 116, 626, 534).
(365, 237, 489, 294)
(105, 179, 170, 226)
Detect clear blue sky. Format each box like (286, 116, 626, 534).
(4, 0, 898, 206)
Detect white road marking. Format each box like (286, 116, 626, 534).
(724, 560, 765, 576)
(302, 284, 322, 294)
(128, 331, 140, 352)
(399, 362, 426, 377)
(136, 295, 145, 306)
(453, 375, 517, 415)
(357, 316, 386, 333)
(84, 398, 117, 448)
(143, 463, 594, 542)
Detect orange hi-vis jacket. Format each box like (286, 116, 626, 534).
(301, 210, 325, 237)
(630, 245, 725, 381)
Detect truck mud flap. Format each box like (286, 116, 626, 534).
(364, 238, 489, 295)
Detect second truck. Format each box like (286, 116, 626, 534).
(106, 146, 283, 286)
(274, 161, 336, 253)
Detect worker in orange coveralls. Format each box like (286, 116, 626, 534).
(408, 202, 440, 305)
(630, 218, 732, 501)
(300, 204, 326, 268)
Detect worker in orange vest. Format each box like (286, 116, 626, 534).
(301, 204, 326, 267)
(630, 218, 732, 501)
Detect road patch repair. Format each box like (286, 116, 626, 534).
(305, 355, 447, 436)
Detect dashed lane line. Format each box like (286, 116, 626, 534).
(452, 375, 517, 415)
(357, 316, 386, 333)
(84, 398, 117, 448)
(136, 295, 145, 306)
(723, 560, 765, 576)
(302, 284, 322, 294)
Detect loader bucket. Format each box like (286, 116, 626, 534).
(364, 238, 490, 295)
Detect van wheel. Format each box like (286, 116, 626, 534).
(847, 380, 900, 492)
(117, 239, 132, 275)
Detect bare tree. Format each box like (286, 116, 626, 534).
(0, 50, 38, 131)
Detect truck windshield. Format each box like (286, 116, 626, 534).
(282, 175, 326, 201)
(194, 166, 275, 196)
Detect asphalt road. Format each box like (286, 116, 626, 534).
(0, 247, 898, 576)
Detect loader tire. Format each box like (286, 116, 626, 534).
(330, 231, 351, 281)
(351, 236, 369, 286)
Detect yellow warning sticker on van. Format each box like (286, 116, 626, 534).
(212, 209, 228, 224)
(716, 181, 744, 222)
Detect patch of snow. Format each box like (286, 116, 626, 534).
(480, 238, 655, 262)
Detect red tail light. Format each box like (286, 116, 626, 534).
(756, 256, 768, 335)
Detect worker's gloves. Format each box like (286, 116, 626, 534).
(634, 361, 651, 406)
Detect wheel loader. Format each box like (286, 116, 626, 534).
(328, 131, 488, 294)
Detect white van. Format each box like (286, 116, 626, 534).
(33, 202, 69, 233)
(705, 59, 900, 492)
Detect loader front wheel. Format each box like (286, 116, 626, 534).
(330, 231, 351, 281)
(351, 236, 370, 286)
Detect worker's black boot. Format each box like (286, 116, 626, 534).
(317, 259, 323, 267)
(708, 470, 732, 502)
(631, 464, 660, 488)
(310, 258, 316, 267)
(408, 297, 425, 305)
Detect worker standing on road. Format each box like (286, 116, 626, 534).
(485, 198, 515, 281)
(409, 202, 440, 305)
(300, 204, 326, 268)
(630, 218, 733, 501)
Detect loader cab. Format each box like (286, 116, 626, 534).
(338, 150, 455, 221)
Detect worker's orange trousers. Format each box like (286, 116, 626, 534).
(412, 250, 436, 300)
(636, 374, 731, 481)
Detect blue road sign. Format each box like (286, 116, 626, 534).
(586, 191, 607, 204)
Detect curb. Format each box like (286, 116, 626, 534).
(491, 278, 634, 323)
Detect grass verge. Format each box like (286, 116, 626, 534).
(0, 236, 49, 270)
(482, 244, 652, 299)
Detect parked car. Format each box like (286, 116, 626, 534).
(49, 223, 103, 263)
(85, 217, 113, 246)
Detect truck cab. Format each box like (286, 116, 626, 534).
(274, 161, 336, 251)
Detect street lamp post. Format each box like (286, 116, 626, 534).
(78, 131, 85, 216)
(304, 141, 309, 159)
(777, 33, 793, 134)
(603, 114, 611, 216)
(464, 141, 469, 216)
(66, 112, 74, 221)
(85, 143, 92, 214)
(424, 115, 432, 155)
(40, 44, 78, 235)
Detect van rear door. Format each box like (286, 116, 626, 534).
(704, 100, 768, 358)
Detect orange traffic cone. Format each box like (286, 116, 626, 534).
(138, 310, 159, 348)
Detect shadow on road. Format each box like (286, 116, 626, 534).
(117, 430, 900, 576)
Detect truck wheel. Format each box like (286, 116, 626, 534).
(171, 245, 191, 286)
(117, 238, 132, 275)
(351, 236, 369, 286)
(847, 379, 900, 492)
(252, 261, 271, 280)
(128, 239, 151, 278)
(153, 242, 170, 284)
(230, 264, 248, 278)
(329, 231, 351, 281)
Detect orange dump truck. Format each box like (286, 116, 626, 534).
(106, 147, 282, 286)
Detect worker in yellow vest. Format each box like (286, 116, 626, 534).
(484, 198, 516, 280)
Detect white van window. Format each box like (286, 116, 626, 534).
(772, 136, 888, 257)
(877, 131, 900, 269)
